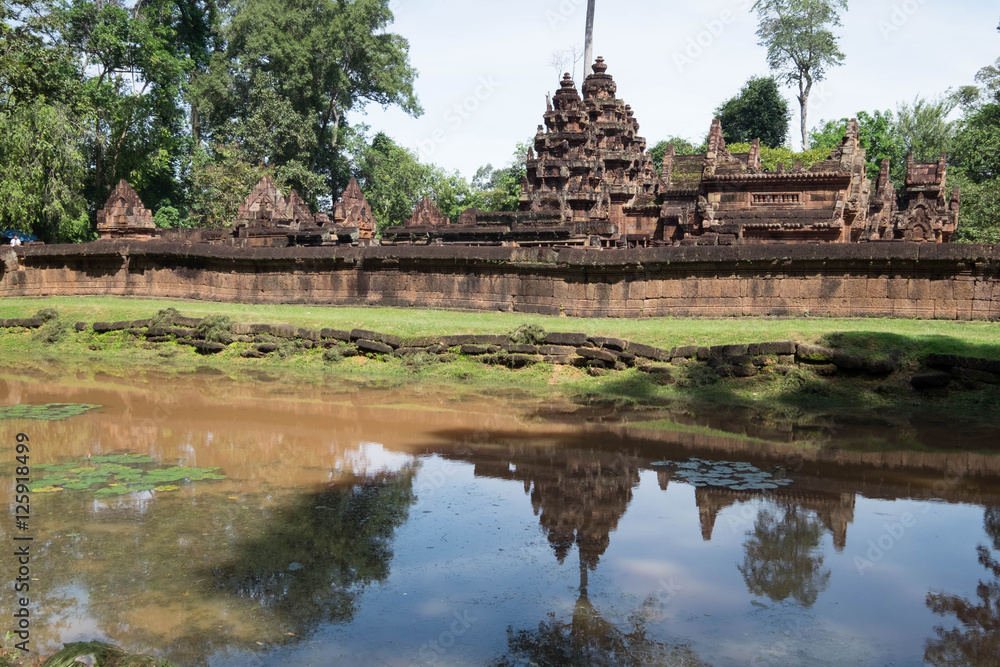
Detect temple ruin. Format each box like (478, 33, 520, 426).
(96, 180, 156, 240)
(387, 58, 960, 247)
(95, 58, 959, 249)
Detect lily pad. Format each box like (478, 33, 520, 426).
(653, 457, 795, 492)
(31, 452, 226, 498)
(0, 403, 101, 421)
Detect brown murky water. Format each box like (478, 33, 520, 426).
(1, 371, 999, 666)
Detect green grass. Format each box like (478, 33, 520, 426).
(1, 296, 999, 359)
(1, 296, 999, 447)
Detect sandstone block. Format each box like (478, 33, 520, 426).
(356, 339, 393, 355)
(543, 332, 589, 347)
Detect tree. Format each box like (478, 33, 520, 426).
(196, 0, 422, 209)
(752, 0, 848, 150)
(0, 99, 94, 242)
(924, 522, 1000, 667)
(738, 503, 831, 607)
(895, 95, 957, 163)
(352, 133, 432, 232)
(811, 110, 907, 186)
(714, 75, 791, 148)
(471, 141, 532, 212)
(950, 102, 1000, 243)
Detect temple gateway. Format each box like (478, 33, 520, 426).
(98, 58, 959, 248)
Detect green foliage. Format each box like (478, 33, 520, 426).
(715, 76, 791, 148)
(41, 641, 175, 667)
(354, 133, 432, 231)
(194, 314, 232, 343)
(187, 144, 274, 227)
(427, 167, 485, 222)
(34, 318, 70, 344)
(196, 0, 421, 208)
(727, 142, 830, 171)
(35, 308, 60, 322)
(895, 95, 957, 162)
(31, 452, 225, 497)
(752, 0, 848, 149)
(153, 205, 191, 229)
(649, 137, 706, 172)
(509, 323, 547, 345)
(811, 110, 908, 188)
(0, 403, 100, 421)
(950, 102, 1000, 243)
(149, 307, 181, 328)
(0, 100, 94, 242)
(471, 141, 532, 212)
(323, 346, 344, 363)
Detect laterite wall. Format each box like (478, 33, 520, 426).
(1, 242, 999, 320)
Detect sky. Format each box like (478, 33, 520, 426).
(347, 0, 1000, 180)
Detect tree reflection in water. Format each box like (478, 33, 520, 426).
(738, 503, 831, 607)
(208, 469, 416, 634)
(924, 507, 1000, 666)
(491, 550, 709, 667)
(0, 467, 416, 666)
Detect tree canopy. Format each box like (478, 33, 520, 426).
(714, 75, 791, 148)
(752, 0, 848, 149)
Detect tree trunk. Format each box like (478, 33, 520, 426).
(798, 80, 812, 150)
(583, 0, 595, 74)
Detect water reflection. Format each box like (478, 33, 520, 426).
(5, 373, 1000, 665)
(738, 503, 831, 608)
(491, 603, 710, 667)
(924, 508, 1000, 666)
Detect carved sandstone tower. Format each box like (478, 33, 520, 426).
(520, 58, 659, 240)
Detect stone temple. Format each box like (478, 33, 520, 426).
(95, 58, 958, 248)
(387, 58, 959, 247)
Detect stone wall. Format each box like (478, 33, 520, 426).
(1, 242, 999, 320)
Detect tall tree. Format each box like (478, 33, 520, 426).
(196, 0, 422, 208)
(583, 0, 595, 72)
(714, 75, 791, 148)
(752, 0, 848, 150)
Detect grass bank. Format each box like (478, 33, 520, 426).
(0, 296, 999, 442)
(0, 296, 999, 358)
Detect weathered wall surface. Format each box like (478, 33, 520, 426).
(1, 242, 999, 320)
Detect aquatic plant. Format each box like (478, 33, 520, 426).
(30, 453, 225, 496)
(41, 640, 175, 666)
(649, 458, 794, 491)
(0, 403, 100, 421)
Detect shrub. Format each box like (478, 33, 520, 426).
(509, 323, 547, 345)
(150, 308, 181, 328)
(34, 308, 59, 322)
(195, 315, 232, 343)
(33, 318, 68, 344)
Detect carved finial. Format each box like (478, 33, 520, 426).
(561, 73, 575, 89)
(592, 57, 608, 74)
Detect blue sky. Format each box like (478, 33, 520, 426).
(347, 0, 1000, 178)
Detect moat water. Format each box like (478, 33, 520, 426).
(2, 371, 1000, 666)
